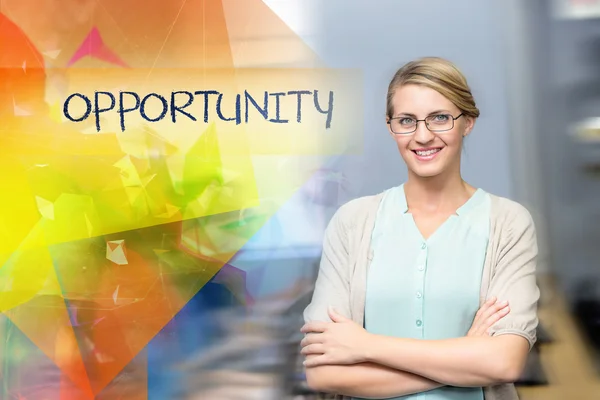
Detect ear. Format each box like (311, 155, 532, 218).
(463, 116, 476, 137)
(386, 117, 396, 138)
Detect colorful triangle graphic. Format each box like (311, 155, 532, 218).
(0, 0, 334, 397)
(67, 27, 128, 67)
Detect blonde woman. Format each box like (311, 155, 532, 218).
(301, 57, 539, 400)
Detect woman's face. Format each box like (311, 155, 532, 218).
(388, 84, 474, 179)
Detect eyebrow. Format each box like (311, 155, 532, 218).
(394, 110, 451, 118)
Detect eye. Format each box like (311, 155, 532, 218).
(399, 117, 415, 126)
(432, 114, 450, 122)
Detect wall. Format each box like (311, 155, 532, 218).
(311, 0, 515, 200)
(525, 0, 600, 303)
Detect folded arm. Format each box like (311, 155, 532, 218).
(305, 360, 443, 399)
(363, 334, 530, 387)
(303, 298, 512, 397)
(301, 200, 539, 397)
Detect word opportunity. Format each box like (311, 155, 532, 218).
(63, 89, 335, 132)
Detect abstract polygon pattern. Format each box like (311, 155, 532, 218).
(0, 1, 353, 398)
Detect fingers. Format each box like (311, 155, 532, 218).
(473, 303, 509, 335)
(328, 306, 350, 323)
(481, 303, 510, 333)
(300, 343, 326, 356)
(468, 298, 510, 336)
(300, 333, 324, 348)
(301, 321, 328, 334)
(479, 300, 509, 325)
(474, 296, 497, 320)
(304, 354, 329, 368)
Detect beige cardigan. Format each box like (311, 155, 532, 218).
(303, 190, 540, 400)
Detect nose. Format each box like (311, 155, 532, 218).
(414, 121, 435, 144)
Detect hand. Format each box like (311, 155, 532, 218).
(300, 306, 372, 367)
(467, 297, 510, 337)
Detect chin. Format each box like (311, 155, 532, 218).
(412, 169, 444, 178)
(404, 160, 446, 178)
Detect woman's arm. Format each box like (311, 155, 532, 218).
(361, 334, 529, 387)
(304, 317, 528, 388)
(356, 202, 538, 388)
(303, 298, 511, 397)
(303, 202, 539, 391)
(302, 201, 444, 398)
(305, 360, 442, 399)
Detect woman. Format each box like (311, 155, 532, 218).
(300, 57, 540, 400)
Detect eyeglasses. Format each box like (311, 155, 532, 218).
(387, 113, 464, 135)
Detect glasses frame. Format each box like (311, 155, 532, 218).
(387, 112, 464, 135)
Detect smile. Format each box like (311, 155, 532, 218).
(411, 147, 443, 161)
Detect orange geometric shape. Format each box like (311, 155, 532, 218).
(54, 247, 186, 395)
(222, 0, 322, 67)
(58, 345, 149, 400)
(96, 349, 148, 400)
(0, 12, 47, 120)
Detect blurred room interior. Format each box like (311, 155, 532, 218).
(173, 1, 600, 399)
(192, 1, 600, 399)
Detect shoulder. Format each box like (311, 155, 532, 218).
(488, 193, 536, 234)
(329, 192, 385, 231)
(489, 194, 534, 221)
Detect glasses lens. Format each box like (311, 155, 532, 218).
(391, 118, 416, 134)
(426, 114, 453, 132)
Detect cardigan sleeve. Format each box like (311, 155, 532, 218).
(487, 201, 541, 350)
(303, 204, 354, 323)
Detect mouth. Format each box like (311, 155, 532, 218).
(411, 147, 443, 161)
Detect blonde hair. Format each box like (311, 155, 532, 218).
(386, 57, 480, 119)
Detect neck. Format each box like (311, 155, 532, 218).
(404, 167, 473, 214)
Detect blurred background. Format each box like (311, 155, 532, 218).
(1, 0, 600, 399)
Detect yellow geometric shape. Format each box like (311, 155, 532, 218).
(0, 111, 259, 262)
(141, 174, 156, 188)
(84, 214, 94, 237)
(49, 101, 63, 123)
(157, 203, 180, 219)
(0, 221, 56, 312)
(182, 182, 222, 220)
(114, 155, 143, 187)
(35, 196, 55, 220)
(40, 193, 101, 243)
(0, 157, 43, 262)
(220, 168, 242, 184)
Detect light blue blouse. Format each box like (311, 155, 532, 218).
(358, 184, 491, 400)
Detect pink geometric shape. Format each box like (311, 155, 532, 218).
(67, 27, 128, 67)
